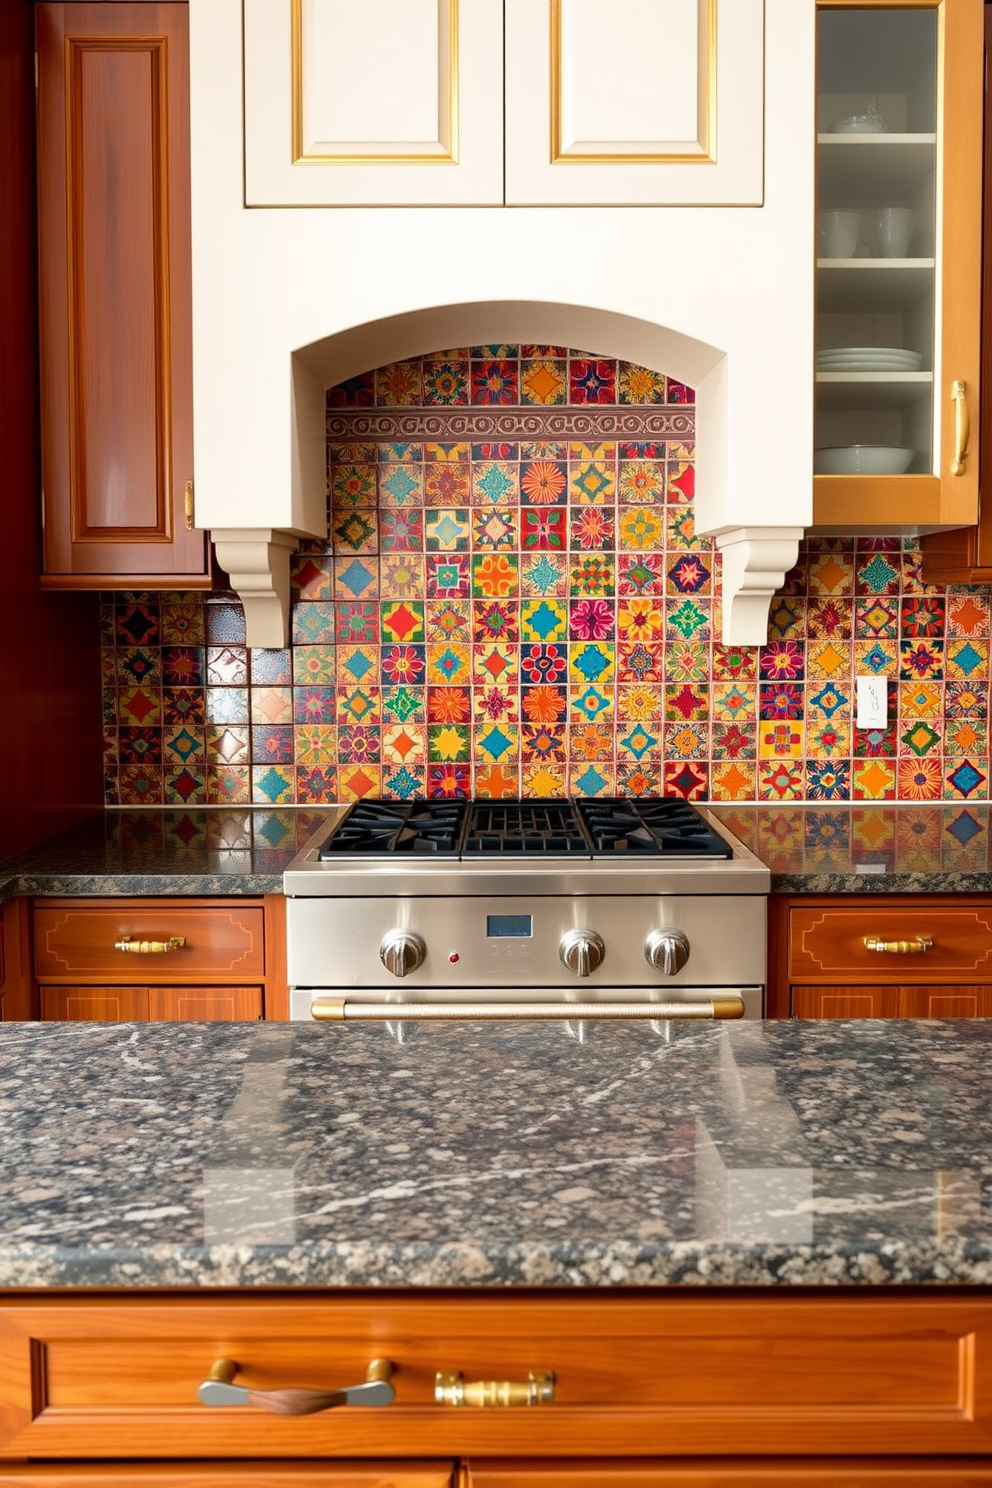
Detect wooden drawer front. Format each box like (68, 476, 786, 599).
(789, 905, 992, 981)
(40, 987, 264, 1022)
(465, 1462, 992, 1487)
(0, 1466, 453, 1486)
(33, 905, 265, 981)
(2, 1296, 992, 1461)
(792, 986, 992, 1020)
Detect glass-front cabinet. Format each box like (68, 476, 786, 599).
(813, 0, 982, 530)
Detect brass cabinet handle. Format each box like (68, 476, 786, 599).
(198, 1357, 394, 1414)
(115, 935, 187, 954)
(184, 477, 195, 530)
(951, 380, 970, 475)
(863, 936, 933, 955)
(435, 1370, 554, 1408)
(310, 998, 745, 1023)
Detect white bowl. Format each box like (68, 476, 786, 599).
(814, 445, 915, 475)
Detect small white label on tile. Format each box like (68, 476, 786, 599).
(854, 862, 887, 875)
(856, 675, 888, 729)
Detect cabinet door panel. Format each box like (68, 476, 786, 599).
(505, 0, 765, 205)
(465, 1460, 992, 1487)
(791, 986, 901, 1020)
(0, 1466, 454, 1487)
(147, 986, 263, 1022)
(40, 986, 149, 1022)
(243, 0, 504, 205)
(36, 3, 208, 585)
(897, 985, 992, 1019)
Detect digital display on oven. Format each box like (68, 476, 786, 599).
(487, 914, 533, 939)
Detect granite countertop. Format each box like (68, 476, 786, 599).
(0, 807, 338, 903)
(1, 1017, 990, 1289)
(711, 802, 992, 893)
(4, 803, 992, 900)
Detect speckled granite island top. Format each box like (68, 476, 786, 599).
(1, 1018, 990, 1290)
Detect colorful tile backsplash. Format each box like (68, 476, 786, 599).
(102, 347, 992, 806)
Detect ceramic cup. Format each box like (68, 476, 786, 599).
(872, 207, 916, 258)
(817, 209, 860, 259)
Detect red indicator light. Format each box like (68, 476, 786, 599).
(448, 952, 460, 964)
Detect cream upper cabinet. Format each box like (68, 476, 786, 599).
(243, 0, 505, 206)
(504, 0, 765, 206)
(243, 0, 765, 208)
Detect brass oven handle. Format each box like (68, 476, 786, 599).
(198, 1357, 394, 1414)
(951, 380, 970, 475)
(863, 936, 933, 955)
(435, 1370, 554, 1407)
(310, 998, 745, 1022)
(115, 935, 187, 954)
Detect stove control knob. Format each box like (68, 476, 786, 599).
(559, 929, 605, 979)
(645, 929, 690, 977)
(380, 929, 426, 979)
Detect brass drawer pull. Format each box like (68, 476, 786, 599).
(435, 1370, 554, 1407)
(198, 1357, 394, 1414)
(951, 379, 970, 475)
(864, 936, 933, 955)
(115, 935, 187, 954)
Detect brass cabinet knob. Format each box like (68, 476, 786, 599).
(435, 1370, 554, 1407)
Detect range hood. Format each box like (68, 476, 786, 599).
(188, 0, 814, 649)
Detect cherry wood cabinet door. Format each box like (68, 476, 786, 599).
(35, 3, 209, 587)
(33, 903, 265, 983)
(39, 985, 263, 1022)
(792, 985, 992, 1019)
(464, 1460, 992, 1487)
(0, 1465, 454, 1487)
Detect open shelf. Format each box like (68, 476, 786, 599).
(816, 260, 935, 311)
(815, 372, 933, 411)
(817, 134, 936, 201)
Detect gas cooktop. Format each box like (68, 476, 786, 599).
(315, 797, 733, 861)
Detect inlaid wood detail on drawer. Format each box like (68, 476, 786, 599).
(33, 903, 265, 981)
(40, 986, 264, 1023)
(1, 1294, 991, 1461)
(788, 905, 992, 981)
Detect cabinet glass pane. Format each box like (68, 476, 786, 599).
(815, 8, 937, 475)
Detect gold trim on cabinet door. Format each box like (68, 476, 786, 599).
(290, 0, 459, 165)
(550, 0, 717, 164)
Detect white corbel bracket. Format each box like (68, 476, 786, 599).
(715, 528, 804, 647)
(210, 528, 300, 649)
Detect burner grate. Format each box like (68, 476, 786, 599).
(318, 800, 465, 857)
(463, 801, 591, 856)
(576, 797, 733, 858)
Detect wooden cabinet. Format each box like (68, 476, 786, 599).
(920, 1, 992, 581)
(243, 0, 764, 207)
(30, 897, 288, 1022)
(767, 894, 992, 1019)
(35, 2, 210, 588)
(0, 1469, 455, 1487)
(1, 1291, 992, 1478)
(812, 0, 983, 531)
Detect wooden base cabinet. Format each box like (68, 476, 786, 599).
(767, 894, 992, 1020)
(30, 896, 287, 1022)
(2, 1291, 992, 1480)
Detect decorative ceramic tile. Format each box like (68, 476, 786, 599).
(98, 349, 992, 804)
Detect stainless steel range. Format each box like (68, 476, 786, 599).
(284, 797, 768, 1027)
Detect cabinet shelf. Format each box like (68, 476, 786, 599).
(815, 371, 932, 410)
(816, 134, 935, 201)
(816, 259, 935, 311)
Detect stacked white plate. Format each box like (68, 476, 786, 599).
(817, 346, 924, 373)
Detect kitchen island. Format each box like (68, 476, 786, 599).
(1, 1018, 991, 1479)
